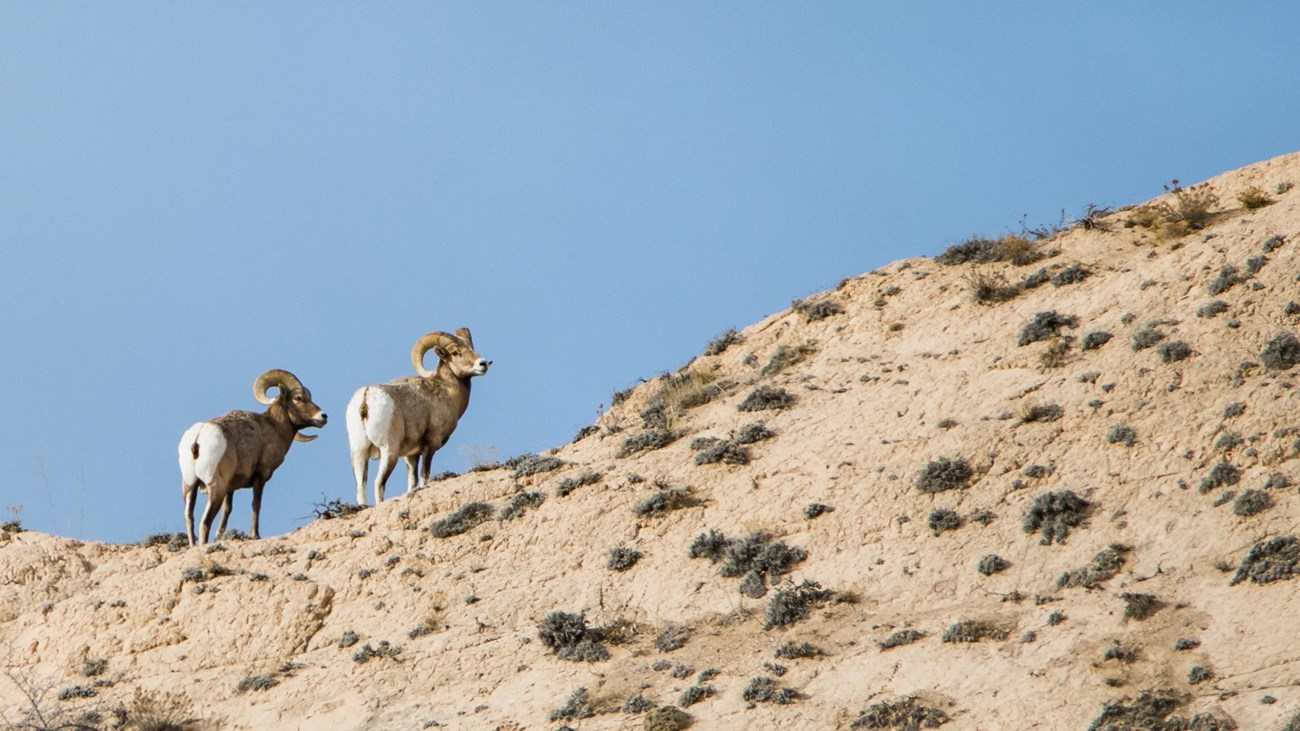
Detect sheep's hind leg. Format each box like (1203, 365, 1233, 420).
(183, 481, 200, 547)
(375, 449, 399, 504)
(198, 489, 223, 546)
(216, 492, 233, 540)
(351, 448, 370, 505)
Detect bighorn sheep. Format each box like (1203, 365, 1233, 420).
(346, 328, 491, 504)
(178, 369, 327, 546)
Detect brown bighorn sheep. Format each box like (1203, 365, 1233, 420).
(346, 328, 490, 504)
(178, 369, 327, 546)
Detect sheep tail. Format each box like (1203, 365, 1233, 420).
(359, 387, 369, 421)
(190, 442, 200, 460)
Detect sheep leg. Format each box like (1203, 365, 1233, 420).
(420, 450, 434, 485)
(249, 479, 265, 540)
(198, 489, 223, 546)
(183, 481, 200, 547)
(216, 492, 233, 540)
(375, 450, 399, 504)
(404, 456, 419, 494)
(351, 448, 370, 505)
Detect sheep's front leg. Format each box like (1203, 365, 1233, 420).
(420, 450, 435, 487)
(404, 456, 420, 494)
(249, 478, 265, 540)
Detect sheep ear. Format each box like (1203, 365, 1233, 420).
(455, 328, 474, 348)
(294, 432, 317, 443)
(433, 345, 451, 362)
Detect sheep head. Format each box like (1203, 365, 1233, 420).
(412, 329, 491, 380)
(253, 369, 328, 440)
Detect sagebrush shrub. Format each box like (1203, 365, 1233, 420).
(915, 457, 973, 494)
(739, 385, 795, 411)
(429, 501, 493, 538)
(1018, 311, 1077, 346)
(1261, 332, 1300, 370)
(1023, 490, 1091, 545)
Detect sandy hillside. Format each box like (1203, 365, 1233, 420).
(5, 153, 1300, 731)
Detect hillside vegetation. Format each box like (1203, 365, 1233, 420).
(4, 152, 1300, 730)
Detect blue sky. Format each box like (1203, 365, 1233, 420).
(2, 3, 1297, 543)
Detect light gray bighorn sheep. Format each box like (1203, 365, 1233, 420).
(178, 369, 327, 546)
(346, 328, 491, 504)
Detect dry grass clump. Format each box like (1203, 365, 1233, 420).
(761, 344, 817, 377)
(1129, 180, 1218, 240)
(1121, 592, 1161, 621)
(1038, 339, 1071, 369)
(935, 235, 1041, 266)
(311, 499, 369, 521)
(850, 696, 950, 729)
(966, 271, 1021, 305)
(122, 688, 210, 731)
(1238, 185, 1273, 210)
(640, 368, 733, 430)
(793, 296, 845, 322)
(1020, 403, 1063, 423)
(644, 705, 692, 730)
(655, 624, 692, 653)
(1023, 490, 1091, 545)
(704, 328, 743, 356)
(941, 619, 1008, 643)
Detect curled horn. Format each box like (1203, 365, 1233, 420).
(294, 432, 317, 443)
(253, 369, 304, 405)
(411, 332, 459, 378)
